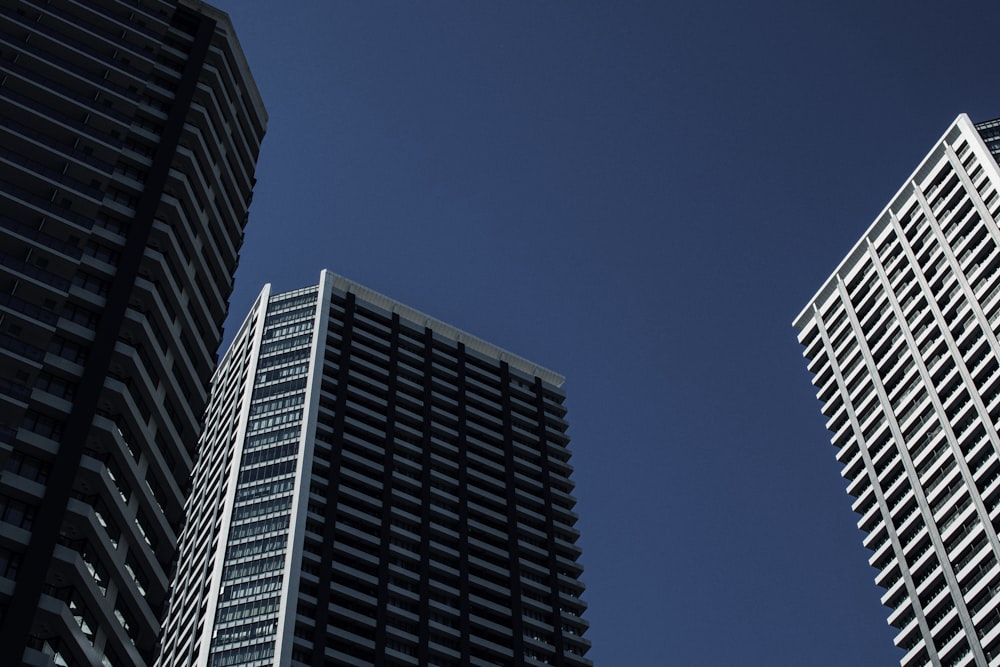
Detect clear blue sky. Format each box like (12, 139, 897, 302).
(208, 1, 1000, 664)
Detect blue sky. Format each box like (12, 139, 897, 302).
(208, 1, 1000, 664)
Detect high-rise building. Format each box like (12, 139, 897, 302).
(157, 271, 592, 667)
(0, 1, 266, 665)
(795, 114, 1000, 666)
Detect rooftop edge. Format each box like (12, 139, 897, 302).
(262, 271, 567, 388)
(792, 113, 983, 331)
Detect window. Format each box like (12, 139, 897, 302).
(0, 546, 21, 578)
(0, 494, 36, 529)
(4, 449, 50, 483)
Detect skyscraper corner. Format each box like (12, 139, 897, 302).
(796, 113, 1000, 665)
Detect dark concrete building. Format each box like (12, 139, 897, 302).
(157, 271, 592, 667)
(0, 1, 266, 664)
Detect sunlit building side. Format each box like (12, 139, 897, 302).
(795, 114, 1000, 666)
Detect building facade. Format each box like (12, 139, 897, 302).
(0, 1, 266, 665)
(795, 114, 1000, 666)
(157, 271, 592, 667)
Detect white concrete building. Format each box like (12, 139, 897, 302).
(795, 114, 1000, 666)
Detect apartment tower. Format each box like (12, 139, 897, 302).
(157, 271, 592, 667)
(0, 1, 266, 665)
(795, 114, 1000, 665)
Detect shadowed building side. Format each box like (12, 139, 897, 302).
(0, 1, 265, 664)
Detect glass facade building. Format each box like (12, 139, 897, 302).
(0, 1, 266, 665)
(158, 271, 592, 667)
(795, 114, 1000, 666)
